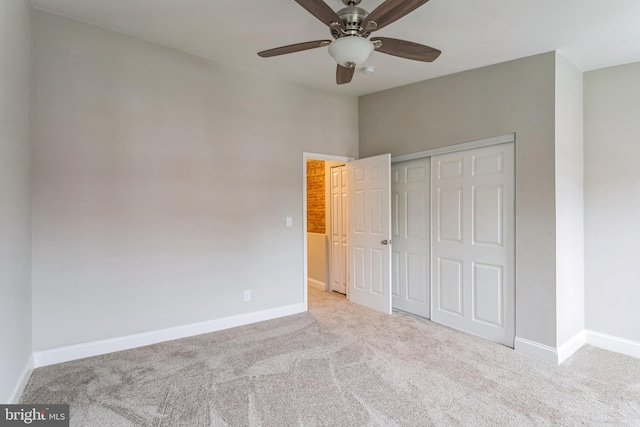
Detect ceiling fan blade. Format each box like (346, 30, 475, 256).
(295, 0, 344, 30)
(363, 0, 430, 32)
(336, 65, 355, 85)
(372, 37, 441, 62)
(258, 40, 331, 58)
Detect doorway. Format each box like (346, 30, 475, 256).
(302, 152, 393, 314)
(305, 158, 348, 295)
(302, 153, 352, 311)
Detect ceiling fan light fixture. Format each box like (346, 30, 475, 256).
(328, 36, 374, 68)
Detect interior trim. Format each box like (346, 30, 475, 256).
(557, 330, 587, 364)
(33, 303, 305, 368)
(8, 354, 34, 403)
(586, 329, 640, 359)
(391, 133, 516, 163)
(514, 336, 558, 364)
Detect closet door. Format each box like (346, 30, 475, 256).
(391, 158, 430, 318)
(431, 143, 515, 346)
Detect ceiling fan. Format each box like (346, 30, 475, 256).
(258, 0, 441, 85)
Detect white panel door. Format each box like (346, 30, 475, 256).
(348, 154, 392, 314)
(391, 158, 430, 318)
(431, 143, 515, 346)
(330, 165, 347, 294)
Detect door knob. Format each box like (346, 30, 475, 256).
(381, 240, 390, 245)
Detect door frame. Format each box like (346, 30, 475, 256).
(303, 152, 353, 311)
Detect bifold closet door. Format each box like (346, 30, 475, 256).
(431, 143, 515, 347)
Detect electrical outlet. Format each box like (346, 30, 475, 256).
(286, 217, 293, 227)
(244, 290, 251, 302)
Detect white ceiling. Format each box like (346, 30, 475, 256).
(30, 0, 640, 96)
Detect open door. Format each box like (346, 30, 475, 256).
(348, 154, 392, 314)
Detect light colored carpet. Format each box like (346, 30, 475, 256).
(22, 287, 640, 426)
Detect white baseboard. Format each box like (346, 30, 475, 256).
(307, 278, 326, 291)
(585, 330, 640, 359)
(8, 354, 34, 403)
(514, 336, 559, 364)
(33, 303, 305, 368)
(516, 330, 640, 365)
(557, 330, 587, 364)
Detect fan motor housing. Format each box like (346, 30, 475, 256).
(337, 6, 368, 34)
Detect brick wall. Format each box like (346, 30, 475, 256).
(307, 160, 325, 234)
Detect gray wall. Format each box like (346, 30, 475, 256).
(584, 62, 640, 343)
(359, 53, 558, 347)
(32, 10, 359, 351)
(554, 53, 584, 346)
(0, 0, 32, 403)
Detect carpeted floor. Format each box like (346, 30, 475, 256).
(22, 287, 640, 426)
